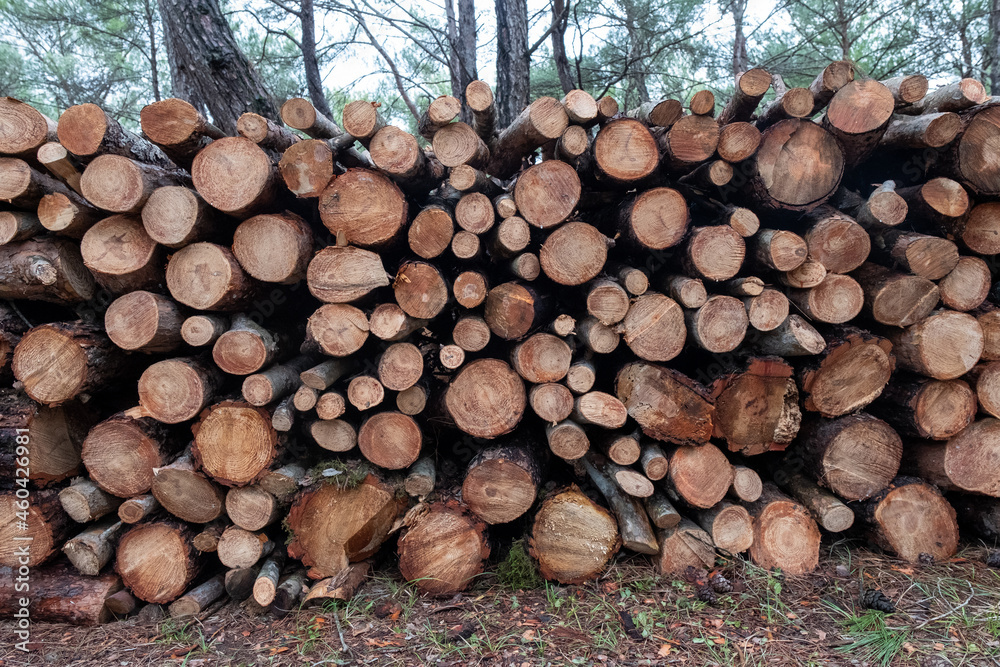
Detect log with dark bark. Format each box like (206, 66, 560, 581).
(0, 561, 123, 625)
(655, 519, 715, 576)
(0, 489, 72, 566)
(855, 477, 959, 563)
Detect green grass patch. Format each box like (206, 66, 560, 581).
(495, 539, 543, 590)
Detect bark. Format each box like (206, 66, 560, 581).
(494, 0, 530, 128)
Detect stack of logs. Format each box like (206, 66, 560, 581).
(3, 65, 1000, 625)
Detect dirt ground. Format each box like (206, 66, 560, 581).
(2, 538, 1000, 666)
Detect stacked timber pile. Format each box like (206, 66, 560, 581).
(3, 66, 1000, 624)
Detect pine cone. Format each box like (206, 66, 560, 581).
(697, 586, 718, 605)
(860, 588, 896, 613)
(710, 572, 733, 594)
(986, 550, 1000, 568)
(918, 552, 935, 565)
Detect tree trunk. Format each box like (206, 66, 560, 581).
(0, 561, 122, 625)
(158, 0, 279, 135)
(494, 0, 529, 129)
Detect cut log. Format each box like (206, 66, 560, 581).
(251, 551, 284, 605)
(63, 518, 124, 575)
(684, 225, 746, 281)
(601, 431, 640, 466)
(37, 191, 100, 238)
(242, 357, 315, 407)
(743, 289, 789, 332)
(0, 210, 42, 244)
(529, 485, 620, 584)
(870, 375, 976, 440)
(404, 457, 436, 498)
(286, 474, 403, 579)
(213, 315, 284, 375)
(280, 98, 354, 144)
(314, 391, 345, 419)
(432, 122, 489, 170)
(192, 401, 279, 486)
(776, 472, 854, 532)
(309, 419, 356, 452)
(462, 444, 541, 524)
(166, 242, 257, 311)
(398, 499, 490, 596)
(970, 362, 1000, 419)
(882, 74, 928, 107)
(394, 261, 449, 319)
(118, 494, 159, 524)
(800, 207, 870, 273)
(881, 112, 962, 149)
(513, 159, 580, 228)
(217, 526, 274, 569)
(711, 357, 800, 456)
(742, 483, 821, 574)
(453, 270, 488, 309)
(644, 491, 681, 529)
(656, 518, 715, 575)
(319, 168, 408, 248)
(593, 118, 659, 182)
(756, 86, 815, 129)
(904, 78, 987, 114)
(665, 275, 707, 309)
(730, 466, 763, 502)
(169, 574, 225, 618)
(619, 292, 686, 362)
(666, 443, 733, 509)
(958, 202, 1000, 255)
(237, 112, 298, 151)
(572, 392, 627, 430)
(59, 102, 173, 166)
(617, 187, 689, 251)
(582, 455, 658, 554)
(856, 477, 959, 563)
(300, 358, 353, 390)
(1, 157, 82, 209)
(809, 60, 855, 113)
(789, 274, 864, 324)
(115, 521, 200, 603)
(82, 413, 172, 499)
(626, 99, 682, 127)
(491, 216, 530, 258)
(181, 314, 228, 347)
(370, 125, 446, 190)
(872, 229, 959, 280)
(686, 295, 749, 353)
(938, 256, 990, 312)
(453, 314, 491, 352)
(853, 263, 940, 327)
(104, 291, 184, 353)
(576, 316, 619, 354)
(79, 214, 163, 294)
(753, 315, 826, 356)
(905, 419, 1000, 496)
(191, 521, 226, 552)
(226, 485, 282, 531)
(139, 355, 223, 424)
(303, 304, 369, 357)
(695, 501, 753, 554)
(887, 310, 983, 380)
(81, 155, 187, 214)
(717, 67, 771, 124)
(753, 228, 808, 272)
(369, 303, 427, 341)
(454, 192, 494, 234)
(795, 414, 902, 501)
(484, 282, 546, 341)
(511, 333, 571, 383)
(0, 561, 122, 625)
(36, 141, 83, 193)
(487, 97, 568, 178)
(59, 478, 121, 523)
(0, 97, 57, 157)
(661, 115, 720, 170)
(233, 212, 313, 284)
(358, 411, 422, 469)
(716, 122, 761, 163)
(277, 139, 334, 197)
(0, 391, 91, 487)
(616, 362, 714, 446)
(538, 222, 610, 286)
(0, 489, 71, 566)
(191, 137, 278, 216)
(347, 375, 384, 410)
(750, 119, 843, 211)
(779, 258, 827, 289)
(13, 321, 129, 406)
(307, 245, 388, 304)
(799, 330, 894, 416)
(139, 98, 223, 163)
(545, 420, 589, 460)
(821, 80, 894, 165)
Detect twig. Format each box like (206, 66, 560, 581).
(915, 581, 975, 628)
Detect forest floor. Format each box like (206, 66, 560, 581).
(2, 539, 1000, 666)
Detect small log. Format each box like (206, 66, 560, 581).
(716, 122, 761, 163)
(959, 202, 1000, 255)
(191, 137, 278, 216)
(62, 517, 124, 575)
(717, 67, 771, 124)
(169, 574, 226, 619)
(36, 141, 83, 194)
(484, 281, 546, 341)
(59, 102, 173, 166)
(151, 450, 226, 523)
(881, 74, 928, 107)
(788, 274, 864, 324)
(342, 100, 386, 146)
(398, 499, 491, 596)
(821, 79, 894, 165)
(856, 477, 959, 563)
(394, 260, 449, 319)
(601, 431, 641, 466)
(742, 483, 820, 575)
(139, 355, 223, 424)
(655, 518, 715, 576)
(116, 521, 200, 603)
(59, 478, 121, 523)
(315, 390, 346, 420)
(277, 139, 334, 198)
(665, 275, 707, 309)
(462, 444, 541, 524)
(801, 328, 895, 418)
(904, 78, 988, 114)
(684, 225, 746, 281)
(139, 98, 223, 163)
(938, 256, 990, 312)
(545, 420, 589, 461)
(753, 315, 826, 356)
(749, 119, 844, 211)
(644, 491, 681, 529)
(661, 115, 720, 170)
(192, 401, 280, 486)
(37, 191, 101, 238)
(0, 210, 42, 244)
(795, 414, 902, 501)
(192, 521, 227, 552)
(776, 473, 854, 533)
(619, 292, 686, 362)
(582, 455, 658, 554)
(409, 205, 453, 259)
(752, 228, 808, 272)
(529, 485, 620, 584)
(685, 295, 749, 353)
(300, 359, 353, 390)
(217, 526, 274, 569)
(242, 357, 316, 407)
(308, 419, 356, 452)
(779, 258, 827, 289)
(404, 457, 436, 498)
(118, 494, 159, 524)
(226, 564, 261, 602)
(453, 315, 491, 352)
(213, 314, 285, 375)
(0, 561, 122, 625)
(233, 212, 313, 285)
(881, 112, 961, 149)
(453, 270, 488, 308)
(730, 466, 763, 502)
(358, 411, 421, 468)
(370, 126, 446, 191)
(743, 289, 789, 332)
(301, 562, 369, 606)
(666, 443, 733, 509)
(800, 207, 870, 273)
(397, 385, 428, 415)
(0, 97, 57, 157)
(432, 122, 490, 169)
(695, 501, 753, 554)
(104, 291, 184, 353)
(303, 303, 370, 357)
(237, 112, 299, 151)
(369, 303, 427, 341)
(872, 228, 959, 280)
(511, 333, 571, 384)
(252, 551, 286, 605)
(514, 159, 581, 228)
(809, 60, 855, 113)
(853, 263, 940, 327)
(181, 315, 228, 348)
(626, 99, 682, 127)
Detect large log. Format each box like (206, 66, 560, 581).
(749, 119, 843, 211)
(232, 212, 313, 285)
(0, 237, 95, 304)
(799, 329, 895, 417)
(104, 291, 184, 353)
(742, 483, 820, 575)
(319, 168, 408, 247)
(166, 242, 258, 311)
(191, 137, 278, 216)
(711, 357, 800, 455)
(887, 310, 983, 380)
(904, 419, 1000, 496)
(869, 374, 976, 440)
(0, 489, 72, 567)
(529, 485, 620, 584)
(398, 499, 490, 596)
(192, 401, 279, 486)
(0, 97, 57, 157)
(115, 521, 200, 603)
(0, 561, 122, 625)
(80, 155, 187, 214)
(856, 477, 959, 563)
(615, 362, 714, 446)
(138, 355, 224, 424)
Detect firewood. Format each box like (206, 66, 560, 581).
(800, 207, 870, 273)
(181, 314, 229, 347)
(0, 561, 122, 625)
(300, 359, 353, 390)
(315, 389, 346, 419)
(938, 257, 990, 312)
(795, 414, 902, 501)
(684, 225, 745, 281)
(453, 270, 488, 308)
(79, 214, 163, 293)
(686, 295, 749, 353)
(451, 230, 481, 260)
(304, 245, 389, 304)
(593, 118, 659, 182)
(81, 154, 188, 214)
(370, 126, 446, 190)
(192, 401, 280, 486)
(309, 419, 356, 452)
(953, 202, 1000, 254)
(887, 309, 984, 380)
(0, 391, 91, 486)
(543, 418, 588, 459)
(217, 526, 274, 569)
(450, 164, 499, 194)
(488, 97, 568, 178)
(118, 494, 160, 524)
(116, 521, 200, 603)
(342, 101, 386, 146)
(656, 518, 715, 575)
(711, 357, 800, 456)
(191, 521, 227, 553)
(167, 242, 258, 311)
(38, 190, 100, 237)
(398, 499, 490, 596)
(191, 137, 278, 216)
(789, 274, 864, 324)
(0, 489, 71, 567)
(554, 125, 589, 166)
(63, 517, 124, 575)
(855, 477, 959, 563)
(59, 479, 121, 523)
(776, 473, 854, 532)
(14, 321, 129, 405)
(509, 252, 541, 280)
(978, 305, 1000, 361)
(139, 98, 223, 163)
(358, 411, 421, 468)
(905, 419, 1000, 495)
(237, 112, 299, 151)
(718, 67, 771, 124)
(742, 483, 820, 575)
(417, 95, 461, 139)
(139, 356, 224, 424)
(801, 328, 893, 416)
(869, 374, 976, 440)
(696, 501, 753, 554)
(286, 474, 403, 579)
(212, 314, 285, 375)
(853, 263, 940, 327)
(582, 455, 657, 554)
(749, 119, 843, 211)
(243, 357, 316, 407)
(394, 260, 449, 319)
(226, 485, 283, 531)
(616, 362, 714, 445)
(529, 485, 620, 584)
(280, 98, 354, 146)
(251, 551, 284, 605)
(617, 292, 685, 361)
(462, 444, 540, 524)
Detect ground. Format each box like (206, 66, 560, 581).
(2, 538, 1000, 666)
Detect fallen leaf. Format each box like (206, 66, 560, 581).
(903, 642, 917, 654)
(658, 644, 672, 657)
(522, 629, 536, 642)
(934, 643, 945, 650)
(816, 630, 826, 641)
(786, 612, 798, 619)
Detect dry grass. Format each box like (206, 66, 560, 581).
(3, 539, 1000, 666)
